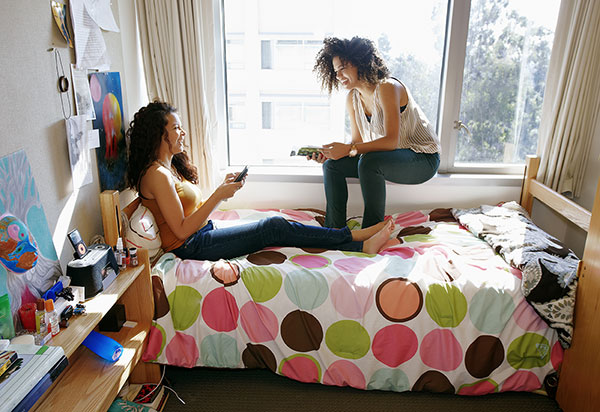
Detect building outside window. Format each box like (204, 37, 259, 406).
(222, 0, 560, 173)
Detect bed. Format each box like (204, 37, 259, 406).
(100, 155, 600, 410)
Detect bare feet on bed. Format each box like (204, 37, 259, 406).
(362, 220, 395, 254)
(351, 217, 393, 242)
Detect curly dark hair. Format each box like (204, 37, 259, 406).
(313, 36, 390, 94)
(126, 100, 198, 194)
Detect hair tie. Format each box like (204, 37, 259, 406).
(58, 75, 69, 93)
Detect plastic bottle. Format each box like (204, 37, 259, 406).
(45, 299, 60, 337)
(116, 237, 126, 270)
(129, 248, 138, 266)
(35, 298, 47, 334)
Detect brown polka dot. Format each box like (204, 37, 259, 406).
(210, 260, 240, 286)
(412, 370, 455, 393)
(315, 216, 326, 227)
(465, 335, 504, 378)
(397, 226, 432, 239)
(247, 250, 287, 265)
(376, 278, 423, 322)
(151, 275, 170, 320)
(280, 310, 323, 352)
(300, 247, 328, 254)
(242, 343, 277, 372)
(429, 208, 456, 222)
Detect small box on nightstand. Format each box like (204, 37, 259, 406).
(99, 304, 126, 332)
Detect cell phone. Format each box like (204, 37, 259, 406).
(234, 165, 248, 182)
(67, 228, 88, 259)
(291, 146, 322, 157)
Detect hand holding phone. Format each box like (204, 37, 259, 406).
(234, 165, 248, 182)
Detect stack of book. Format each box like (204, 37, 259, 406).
(0, 344, 68, 411)
(123, 382, 169, 412)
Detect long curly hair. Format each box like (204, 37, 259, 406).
(313, 36, 390, 94)
(126, 101, 198, 194)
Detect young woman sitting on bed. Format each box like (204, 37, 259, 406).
(125, 101, 395, 261)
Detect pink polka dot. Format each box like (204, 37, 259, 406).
(322, 360, 366, 389)
(331, 275, 374, 318)
(209, 210, 240, 220)
(176, 259, 211, 284)
(291, 254, 330, 269)
(379, 247, 415, 258)
(240, 302, 279, 342)
(280, 209, 315, 222)
(501, 370, 541, 392)
(509, 266, 522, 279)
(333, 257, 375, 274)
(256, 208, 280, 212)
(280, 355, 320, 383)
(165, 332, 199, 367)
(420, 329, 463, 371)
(551, 340, 564, 371)
(142, 325, 164, 362)
(372, 325, 418, 367)
(415, 245, 448, 257)
(458, 379, 497, 395)
(394, 211, 428, 227)
(513, 299, 547, 331)
(202, 288, 239, 332)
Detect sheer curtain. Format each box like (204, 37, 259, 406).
(135, 0, 220, 191)
(537, 0, 600, 197)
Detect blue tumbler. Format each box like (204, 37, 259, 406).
(82, 330, 123, 362)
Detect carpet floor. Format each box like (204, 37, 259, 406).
(161, 366, 563, 412)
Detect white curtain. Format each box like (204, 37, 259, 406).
(135, 0, 219, 191)
(537, 0, 600, 197)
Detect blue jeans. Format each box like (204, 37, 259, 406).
(323, 149, 440, 228)
(171, 216, 363, 261)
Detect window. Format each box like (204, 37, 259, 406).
(221, 0, 560, 173)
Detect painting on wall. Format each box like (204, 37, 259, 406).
(89, 71, 127, 191)
(0, 150, 62, 338)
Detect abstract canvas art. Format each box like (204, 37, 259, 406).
(0, 150, 62, 338)
(89, 71, 127, 191)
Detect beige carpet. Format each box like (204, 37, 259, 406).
(161, 366, 562, 412)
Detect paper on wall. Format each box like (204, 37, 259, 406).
(88, 128, 100, 149)
(66, 115, 93, 189)
(83, 0, 120, 32)
(69, 0, 110, 70)
(71, 64, 96, 120)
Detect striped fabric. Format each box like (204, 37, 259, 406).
(351, 79, 441, 154)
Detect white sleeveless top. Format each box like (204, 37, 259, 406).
(351, 79, 441, 154)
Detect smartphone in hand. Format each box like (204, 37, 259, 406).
(234, 165, 248, 182)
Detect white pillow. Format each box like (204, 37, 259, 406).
(126, 203, 162, 258)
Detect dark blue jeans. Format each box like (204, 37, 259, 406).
(171, 216, 363, 261)
(323, 149, 440, 228)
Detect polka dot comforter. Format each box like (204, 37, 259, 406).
(142, 208, 562, 395)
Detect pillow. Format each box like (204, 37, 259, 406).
(126, 204, 162, 259)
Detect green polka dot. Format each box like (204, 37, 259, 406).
(507, 333, 550, 369)
(425, 284, 467, 328)
(342, 251, 376, 258)
(367, 368, 410, 391)
(346, 219, 361, 230)
(325, 320, 370, 359)
(469, 288, 515, 333)
(201, 333, 240, 368)
(284, 269, 329, 310)
(241, 266, 282, 302)
(403, 234, 435, 243)
(278, 353, 322, 380)
(168, 286, 202, 331)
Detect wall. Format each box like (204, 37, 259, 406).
(0, 1, 127, 269)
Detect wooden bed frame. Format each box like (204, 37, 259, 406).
(100, 155, 600, 412)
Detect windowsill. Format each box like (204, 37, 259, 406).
(225, 166, 524, 187)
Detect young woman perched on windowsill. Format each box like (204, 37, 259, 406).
(311, 36, 441, 229)
(125, 101, 395, 261)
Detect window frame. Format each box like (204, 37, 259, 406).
(215, 0, 557, 176)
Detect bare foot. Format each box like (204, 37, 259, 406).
(351, 217, 392, 242)
(362, 220, 395, 254)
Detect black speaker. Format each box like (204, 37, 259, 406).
(67, 244, 119, 299)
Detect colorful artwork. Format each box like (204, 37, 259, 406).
(0, 151, 62, 338)
(89, 71, 127, 191)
